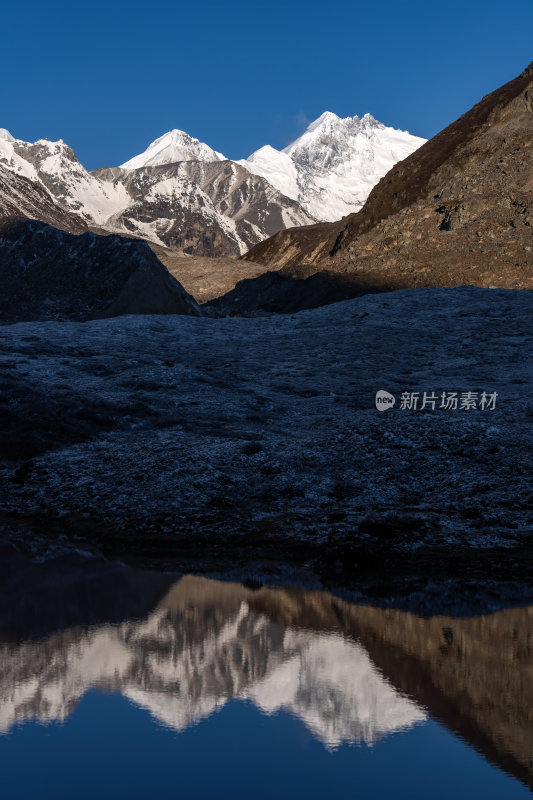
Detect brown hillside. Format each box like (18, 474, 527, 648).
(242, 61, 533, 295)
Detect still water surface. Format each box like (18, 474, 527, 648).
(0, 557, 532, 799)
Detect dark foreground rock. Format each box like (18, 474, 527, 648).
(0, 286, 532, 589)
(0, 217, 200, 322)
(206, 270, 384, 314)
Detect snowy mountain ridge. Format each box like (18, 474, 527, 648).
(0, 112, 425, 255)
(0, 131, 131, 226)
(241, 111, 427, 221)
(121, 111, 426, 223)
(0, 129, 314, 255)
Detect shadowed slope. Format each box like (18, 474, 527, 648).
(0, 217, 200, 323)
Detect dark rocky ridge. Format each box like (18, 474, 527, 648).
(240, 61, 533, 309)
(207, 270, 388, 314)
(0, 217, 200, 323)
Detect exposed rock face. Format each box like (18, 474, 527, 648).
(242, 61, 533, 305)
(0, 135, 130, 228)
(93, 160, 315, 256)
(0, 164, 87, 234)
(0, 128, 315, 257)
(0, 217, 200, 323)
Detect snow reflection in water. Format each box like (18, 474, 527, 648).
(1, 567, 533, 799)
(0, 581, 424, 747)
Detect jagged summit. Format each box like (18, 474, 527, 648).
(0, 131, 131, 226)
(286, 110, 381, 143)
(0, 108, 426, 254)
(120, 128, 226, 169)
(302, 110, 340, 133)
(0, 110, 426, 258)
(243, 110, 425, 221)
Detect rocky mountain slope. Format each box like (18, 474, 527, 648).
(242, 61, 533, 306)
(0, 217, 199, 322)
(0, 127, 315, 256)
(240, 112, 425, 221)
(0, 112, 424, 262)
(93, 159, 314, 256)
(0, 162, 87, 234)
(0, 128, 130, 228)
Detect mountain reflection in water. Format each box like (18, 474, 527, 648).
(1, 562, 533, 792)
(0, 574, 424, 747)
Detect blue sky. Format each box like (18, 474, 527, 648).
(1, 0, 532, 170)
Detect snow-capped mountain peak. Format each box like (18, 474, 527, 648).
(0, 126, 314, 257)
(244, 110, 426, 221)
(303, 110, 340, 133)
(120, 129, 226, 169)
(283, 111, 386, 158)
(0, 131, 42, 182)
(0, 111, 425, 257)
(0, 133, 132, 227)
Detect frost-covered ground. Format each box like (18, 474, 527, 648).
(1, 287, 532, 581)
